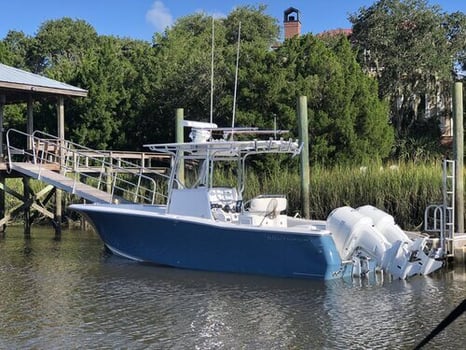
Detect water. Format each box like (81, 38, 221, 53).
(0, 227, 464, 350)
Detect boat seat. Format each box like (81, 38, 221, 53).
(248, 195, 287, 217)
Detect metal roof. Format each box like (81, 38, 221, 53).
(0, 63, 88, 102)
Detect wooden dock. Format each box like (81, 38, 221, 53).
(0, 129, 171, 236)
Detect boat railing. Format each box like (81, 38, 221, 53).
(6, 129, 171, 204)
(145, 138, 302, 158)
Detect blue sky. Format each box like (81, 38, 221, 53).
(1, 1, 465, 42)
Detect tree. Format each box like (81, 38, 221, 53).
(0, 30, 33, 68)
(1, 6, 393, 164)
(66, 36, 155, 150)
(270, 34, 393, 164)
(29, 17, 98, 75)
(350, 0, 466, 137)
(147, 5, 281, 143)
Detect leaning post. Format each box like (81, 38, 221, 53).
(453, 81, 466, 263)
(298, 96, 310, 219)
(176, 108, 185, 184)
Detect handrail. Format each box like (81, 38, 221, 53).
(6, 129, 171, 205)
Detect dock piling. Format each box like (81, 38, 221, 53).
(453, 81, 466, 261)
(298, 96, 310, 219)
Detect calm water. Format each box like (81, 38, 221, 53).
(0, 226, 465, 349)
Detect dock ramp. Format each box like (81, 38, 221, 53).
(10, 162, 115, 203)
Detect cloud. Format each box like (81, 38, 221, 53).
(146, 1, 173, 32)
(194, 8, 226, 19)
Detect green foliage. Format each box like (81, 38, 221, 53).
(148, 6, 281, 142)
(350, 0, 466, 137)
(1, 3, 463, 165)
(271, 34, 393, 164)
(29, 17, 98, 75)
(0, 5, 459, 228)
(0, 30, 33, 68)
(391, 137, 445, 162)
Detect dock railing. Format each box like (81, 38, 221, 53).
(6, 129, 171, 205)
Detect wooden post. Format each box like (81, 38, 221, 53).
(453, 81, 466, 262)
(106, 167, 112, 196)
(0, 175, 5, 234)
(298, 96, 310, 219)
(23, 176, 31, 238)
(55, 96, 65, 238)
(0, 95, 5, 234)
(0, 94, 5, 159)
(27, 95, 34, 150)
(176, 108, 184, 184)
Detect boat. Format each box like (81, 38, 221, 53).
(69, 121, 444, 280)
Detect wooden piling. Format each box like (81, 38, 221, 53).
(176, 108, 185, 184)
(54, 96, 65, 239)
(0, 175, 4, 234)
(0, 95, 5, 234)
(298, 96, 310, 219)
(0, 94, 5, 159)
(23, 176, 31, 237)
(453, 81, 466, 260)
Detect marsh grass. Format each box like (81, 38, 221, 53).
(306, 162, 443, 229)
(215, 161, 444, 229)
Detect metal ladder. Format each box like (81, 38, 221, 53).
(424, 159, 455, 256)
(443, 160, 455, 254)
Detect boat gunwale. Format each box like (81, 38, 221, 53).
(69, 203, 332, 237)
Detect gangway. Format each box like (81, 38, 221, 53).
(9, 162, 115, 203)
(6, 129, 171, 205)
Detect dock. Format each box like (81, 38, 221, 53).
(0, 129, 170, 236)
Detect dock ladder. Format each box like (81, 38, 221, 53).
(424, 159, 455, 257)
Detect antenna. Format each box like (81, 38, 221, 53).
(230, 21, 241, 139)
(210, 17, 215, 125)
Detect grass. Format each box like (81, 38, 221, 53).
(215, 161, 444, 230)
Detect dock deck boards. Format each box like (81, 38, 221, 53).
(10, 162, 114, 203)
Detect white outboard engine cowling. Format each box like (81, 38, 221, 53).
(327, 205, 443, 279)
(327, 206, 389, 266)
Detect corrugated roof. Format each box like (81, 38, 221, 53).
(0, 63, 88, 98)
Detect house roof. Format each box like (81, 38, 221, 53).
(317, 28, 353, 38)
(0, 63, 88, 103)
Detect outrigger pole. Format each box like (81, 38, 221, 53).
(230, 21, 241, 140)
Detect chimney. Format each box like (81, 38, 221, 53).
(284, 7, 301, 39)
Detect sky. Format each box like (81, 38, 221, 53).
(1, 1, 466, 42)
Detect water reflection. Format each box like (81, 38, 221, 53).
(0, 227, 464, 349)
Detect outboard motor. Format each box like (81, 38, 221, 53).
(356, 205, 443, 278)
(326, 206, 389, 267)
(327, 206, 444, 279)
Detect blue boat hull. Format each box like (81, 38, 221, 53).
(72, 205, 344, 280)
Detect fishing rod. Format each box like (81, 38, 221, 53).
(414, 298, 466, 349)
